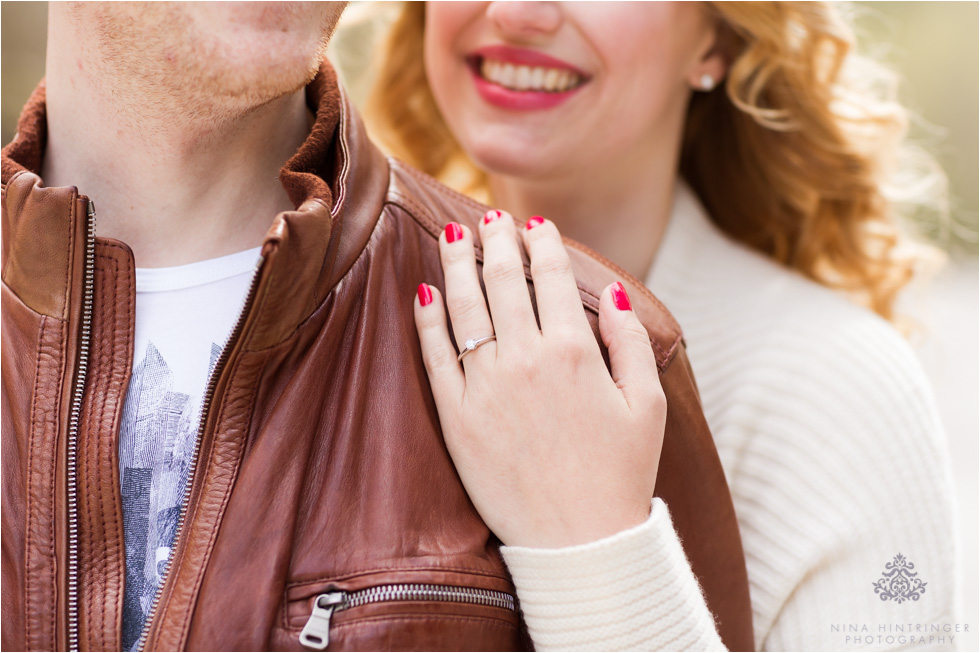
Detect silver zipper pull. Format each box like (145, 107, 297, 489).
(299, 591, 346, 650)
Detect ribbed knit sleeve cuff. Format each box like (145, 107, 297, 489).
(499, 498, 727, 651)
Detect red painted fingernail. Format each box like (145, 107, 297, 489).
(526, 215, 545, 230)
(445, 222, 463, 243)
(483, 209, 503, 225)
(418, 283, 433, 306)
(611, 282, 632, 311)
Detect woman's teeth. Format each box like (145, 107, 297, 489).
(480, 59, 583, 93)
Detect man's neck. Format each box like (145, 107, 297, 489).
(40, 14, 313, 268)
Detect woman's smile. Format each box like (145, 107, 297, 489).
(465, 45, 590, 111)
(424, 2, 719, 181)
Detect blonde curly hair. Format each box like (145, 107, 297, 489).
(362, 2, 943, 321)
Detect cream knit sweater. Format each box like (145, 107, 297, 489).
(499, 184, 960, 651)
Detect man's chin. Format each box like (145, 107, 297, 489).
(202, 54, 325, 108)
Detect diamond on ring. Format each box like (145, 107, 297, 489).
(458, 335, 496, 363)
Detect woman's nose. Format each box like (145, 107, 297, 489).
(486, 1, 562, 39)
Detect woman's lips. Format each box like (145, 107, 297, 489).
(472, 45, 588, 76)
(467, 45, 590, 111)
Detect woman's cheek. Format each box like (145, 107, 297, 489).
(423, 7, 466, 104)
(423, 38, 460, 127)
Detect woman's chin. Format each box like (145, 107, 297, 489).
(468, 146, 558, 182)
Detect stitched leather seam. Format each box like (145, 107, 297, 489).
(385, 193, 476, 255)
(98, 242, 130, 647)
(81, 323, 98, 649)
(561, 239, 679, 330)
(285, 566, 514, 591)
(49, 321, 66, 650)
(562, 239, 679, 364)
(105, 244, 131, 647)
(62, 191, 77, 322)
(173, 351, 261, 643)
(90, 262, 108, 650)
(662, 335, 681, 367)
(386, 194, 512, 300)
(92, 251, 124, 649)
(96, 265, 109, 646)
(172, 351, 268, 647)
(25, 315, 47, 652)
(392, 160, 490, 214)
(89, 258, 112, 650)
(284, 613, 519, 633)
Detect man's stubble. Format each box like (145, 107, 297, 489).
(77, 2, 344, 133)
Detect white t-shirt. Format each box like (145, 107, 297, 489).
(117, 247, 261, 650)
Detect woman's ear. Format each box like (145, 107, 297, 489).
(688, 21, 738, 92)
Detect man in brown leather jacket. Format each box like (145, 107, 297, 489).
(1, 3, 751, 651)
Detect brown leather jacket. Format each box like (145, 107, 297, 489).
(2, 68, 753, 651)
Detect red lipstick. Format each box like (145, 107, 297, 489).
(467, 45, 590, 111)
(472, 45, 588, 76)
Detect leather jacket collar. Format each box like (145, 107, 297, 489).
(1, 62, 389, 350)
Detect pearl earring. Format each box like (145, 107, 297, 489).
(700, 74, 715, 91)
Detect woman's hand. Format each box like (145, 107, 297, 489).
(415, 210, 667, 549)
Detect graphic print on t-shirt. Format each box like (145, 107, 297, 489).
(119, 341, 221, 651)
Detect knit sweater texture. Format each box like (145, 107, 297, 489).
(499, 183, 960, 651)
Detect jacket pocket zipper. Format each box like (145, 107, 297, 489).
(298, 583, 516, 650)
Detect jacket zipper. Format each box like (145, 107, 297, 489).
(298, 584, 517, 650)
(66, 200, 97, 652)
(133, 253, 266, 651)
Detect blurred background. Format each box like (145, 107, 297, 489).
(3, 1, 977, 647)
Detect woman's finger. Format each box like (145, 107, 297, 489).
(439, 222, 497, 370)
(414, 282, 465, 407)
(521, 216, 594, 337)
(598, 281, 663, 412)
(478, 210, 538, 346)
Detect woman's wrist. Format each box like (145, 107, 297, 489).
(501, 498, 662, 553)
(502, 497, 654, 549)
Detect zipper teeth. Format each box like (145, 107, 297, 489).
(135, 254, 266, 652)
(67, 200, 97, 652)
(346, 584, 516, 613)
